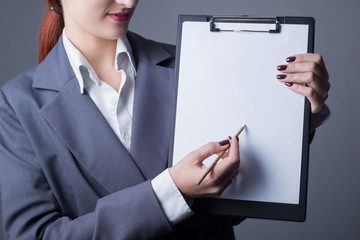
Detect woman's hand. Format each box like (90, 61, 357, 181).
(169, 136, 240, 199)
(276, 53, 330, 113)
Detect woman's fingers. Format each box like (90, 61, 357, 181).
(212, 135, 240, 181)
(277, 53, 330, 113)
(189, 141, 230, 167)
(287, 53, 328, 76)
(277, 72, 329, 100)
(284, 83, 326, 112)
(169, 136, 241, 199)
(203, 165, 240, 198)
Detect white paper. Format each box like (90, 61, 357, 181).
(173, 22, 308, 204)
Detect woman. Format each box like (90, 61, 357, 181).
(0, 0, 330, 239)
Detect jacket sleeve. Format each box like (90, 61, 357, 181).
(309, 104, 331, 144)
(0, 89, 173, 240)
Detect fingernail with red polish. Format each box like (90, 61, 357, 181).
(277, 74, 287, 79)
(286, 56, 296, 62)
(285, 82, 293, 87)
(219, 139, 230, 146)
(277, 65, 287, 71)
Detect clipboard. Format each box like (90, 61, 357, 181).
(169, 15, 314, 222)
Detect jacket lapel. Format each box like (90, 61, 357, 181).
(130, 62, 174, 179)
(34, 37, 145, 193)
(127, 32, 176, 179)
(34, 33, 176, 191)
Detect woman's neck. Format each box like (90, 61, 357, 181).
(65, 28, 117, 72)
(65, 27, 124, 92)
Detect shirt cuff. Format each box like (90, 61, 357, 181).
(151, 169, 194, 225)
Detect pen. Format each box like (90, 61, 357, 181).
(196, 125, 246, 185)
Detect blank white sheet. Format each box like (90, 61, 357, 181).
(172, 22, 309, 204)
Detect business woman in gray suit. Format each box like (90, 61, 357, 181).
(0, 0, 330, 239)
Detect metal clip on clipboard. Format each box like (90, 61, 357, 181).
(210, 16, 280, 33)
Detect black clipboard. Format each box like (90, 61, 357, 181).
(169, 15, 314, 222)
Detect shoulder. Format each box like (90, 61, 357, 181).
(127, 31, 176, 54)
(126, 31, 176, 68)
(0, 60, 57, 114)
(1, 66, 37, 100)
(1, 37, 74, 109)
(0, 66, 46, 125)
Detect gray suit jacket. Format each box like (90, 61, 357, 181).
(0, 32, 235, 239)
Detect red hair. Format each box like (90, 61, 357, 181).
(39, 0, 64, 63)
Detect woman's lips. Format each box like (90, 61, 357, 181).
(107, 12, 130, 22)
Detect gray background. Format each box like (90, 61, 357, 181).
(0, 0, 359, 239)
